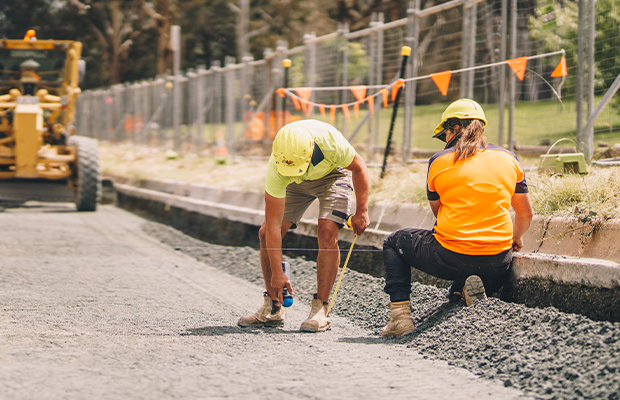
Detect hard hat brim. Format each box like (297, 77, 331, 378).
(276, 160, 310, 177)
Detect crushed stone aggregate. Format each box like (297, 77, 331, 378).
(143, 221, 620, 400)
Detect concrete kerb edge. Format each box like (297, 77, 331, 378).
(110, 178, 620, 294)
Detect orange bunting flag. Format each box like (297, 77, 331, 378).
(367, 96, 374, 114)
(290, 94, 301, 111)
(341, 104, 351, 122)
(506, 56, 528, 81)
(392, 79, 405, 101)
(380, 88, 389, 107)
(430, 70, 452, 96)
(329, 105, 336, 124)
(276, 88, 285, 98)
(350, 85, 367, 101)
(353, 100, 365, 120)
(305, 102, 314, 118)
(319, 104, 326, 117)
(295, 87, 313, 113)
(551, 56, 567, 78)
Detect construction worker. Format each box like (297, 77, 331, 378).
(238, 119, 370, 332)
(381, 98, 533, 338)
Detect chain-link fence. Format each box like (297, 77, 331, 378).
(74, 0, 620, 163)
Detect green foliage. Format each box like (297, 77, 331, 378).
(530, 0, 620, 98)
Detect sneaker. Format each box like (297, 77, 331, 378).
(238, 292, 285, 327)
(381, 301, 415, 338)
(463, 275, 487, 307)
(300, 295, 331, 332)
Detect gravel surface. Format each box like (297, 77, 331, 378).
(144, 221, 620, 400)
(0, 203, 527, 400)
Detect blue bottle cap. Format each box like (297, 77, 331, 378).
(283, 297, 293, 307)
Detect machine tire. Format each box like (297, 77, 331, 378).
(68, 135, 100, 211)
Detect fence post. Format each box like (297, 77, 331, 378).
(197, 65, 206, 153)
(225, 56, 236, 158)
(467, 2, 477, 99)
(460, 2, 470, 98)
(508, 0, 516, 152)
(374, 13, 384, 160)
(367, 13, 377, 158)
(585, 0, 595, 158)
(498, 0, 507, 147)
(403, 0, 420, 162)
(576, 0, 585, 151)
(342, 23, 350, 135)
(211, 61, 222, 152)
(304, 34, 317, 119)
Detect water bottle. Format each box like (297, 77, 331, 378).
(282, 261, 293, 307)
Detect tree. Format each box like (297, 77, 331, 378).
(65, 0, 156, 84)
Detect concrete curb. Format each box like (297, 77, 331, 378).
(109, 177, 620, 322)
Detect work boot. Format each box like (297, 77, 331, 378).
(300, 295, 331, 332)
(237, 292, 285, 327)
(381, 301, 415, 338)
(463, 275, 487, 307)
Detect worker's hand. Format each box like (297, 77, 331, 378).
(271, 272, 294, 304)
(349, 212, 370, 235)
(512, 236, 524, 252)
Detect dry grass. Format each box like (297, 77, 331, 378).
(100, 143, 620, 220)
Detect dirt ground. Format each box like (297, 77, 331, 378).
(0, 202, 529, 400)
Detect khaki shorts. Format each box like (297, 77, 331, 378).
(283, 167, 353, 229)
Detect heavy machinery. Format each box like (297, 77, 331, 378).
(0, 30, 99, 211)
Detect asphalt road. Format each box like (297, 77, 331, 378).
(0, 202, 528, 399)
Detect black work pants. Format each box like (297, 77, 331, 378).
(383, 228, 513, 302)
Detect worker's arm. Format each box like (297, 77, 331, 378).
(429, 200, 441, 218)
(511, 192, 534, 251)
(344, 152, 370, 235)
(264, 192, 293, 303)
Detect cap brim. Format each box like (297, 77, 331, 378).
(276, 160, 310, 177)
(432, 130, 447, 142)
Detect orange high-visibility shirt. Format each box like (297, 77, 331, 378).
(427, 144, 528, 255)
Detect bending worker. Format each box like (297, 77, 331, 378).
(238, 119, 370, 332)
(381, 98, 533, 338)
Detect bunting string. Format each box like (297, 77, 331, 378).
(276, 49, 566, 121)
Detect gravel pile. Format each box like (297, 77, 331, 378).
(144, 221, 620, 400)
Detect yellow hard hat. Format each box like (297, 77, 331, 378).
(433, 98, 487, 141)
(272, 123, 314, 176)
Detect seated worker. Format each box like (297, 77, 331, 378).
(381, 98, 533, 338)
(238, 119, 370, 332)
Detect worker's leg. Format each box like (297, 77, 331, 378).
(315, 218, 341, 302)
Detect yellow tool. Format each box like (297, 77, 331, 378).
(326, 215, 357, 317)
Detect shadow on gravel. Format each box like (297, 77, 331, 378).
(183, 326, 296, 336)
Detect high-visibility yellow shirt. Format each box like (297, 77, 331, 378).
(265, 120, 356, 199)
(427, 144, 528, 255)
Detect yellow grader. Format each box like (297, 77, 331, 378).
(0, 30, 99, 211)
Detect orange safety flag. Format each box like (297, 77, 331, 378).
(319, 104, 326, 118)
(350, 86, 367, 101)
(329, 105, 336, 124)
(430, 70, 452, 96)
(342, 104, 351, 122)
(305, 102, 314, 118)
(354, 100, 366, 120)
(367, 96, 374, 114)
(551, 56, 567, 78)
(392, 79, 405, 101)
(276, 88, 286, 97)
(295, 87, 312, 113)
(380, 88, 389, 107)
(290, 94, 301, 110)
(506, 56, 528, 81)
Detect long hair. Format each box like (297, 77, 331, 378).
(451, 119, 487, 161)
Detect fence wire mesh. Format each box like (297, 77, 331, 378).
(74, 0, 620, 164)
